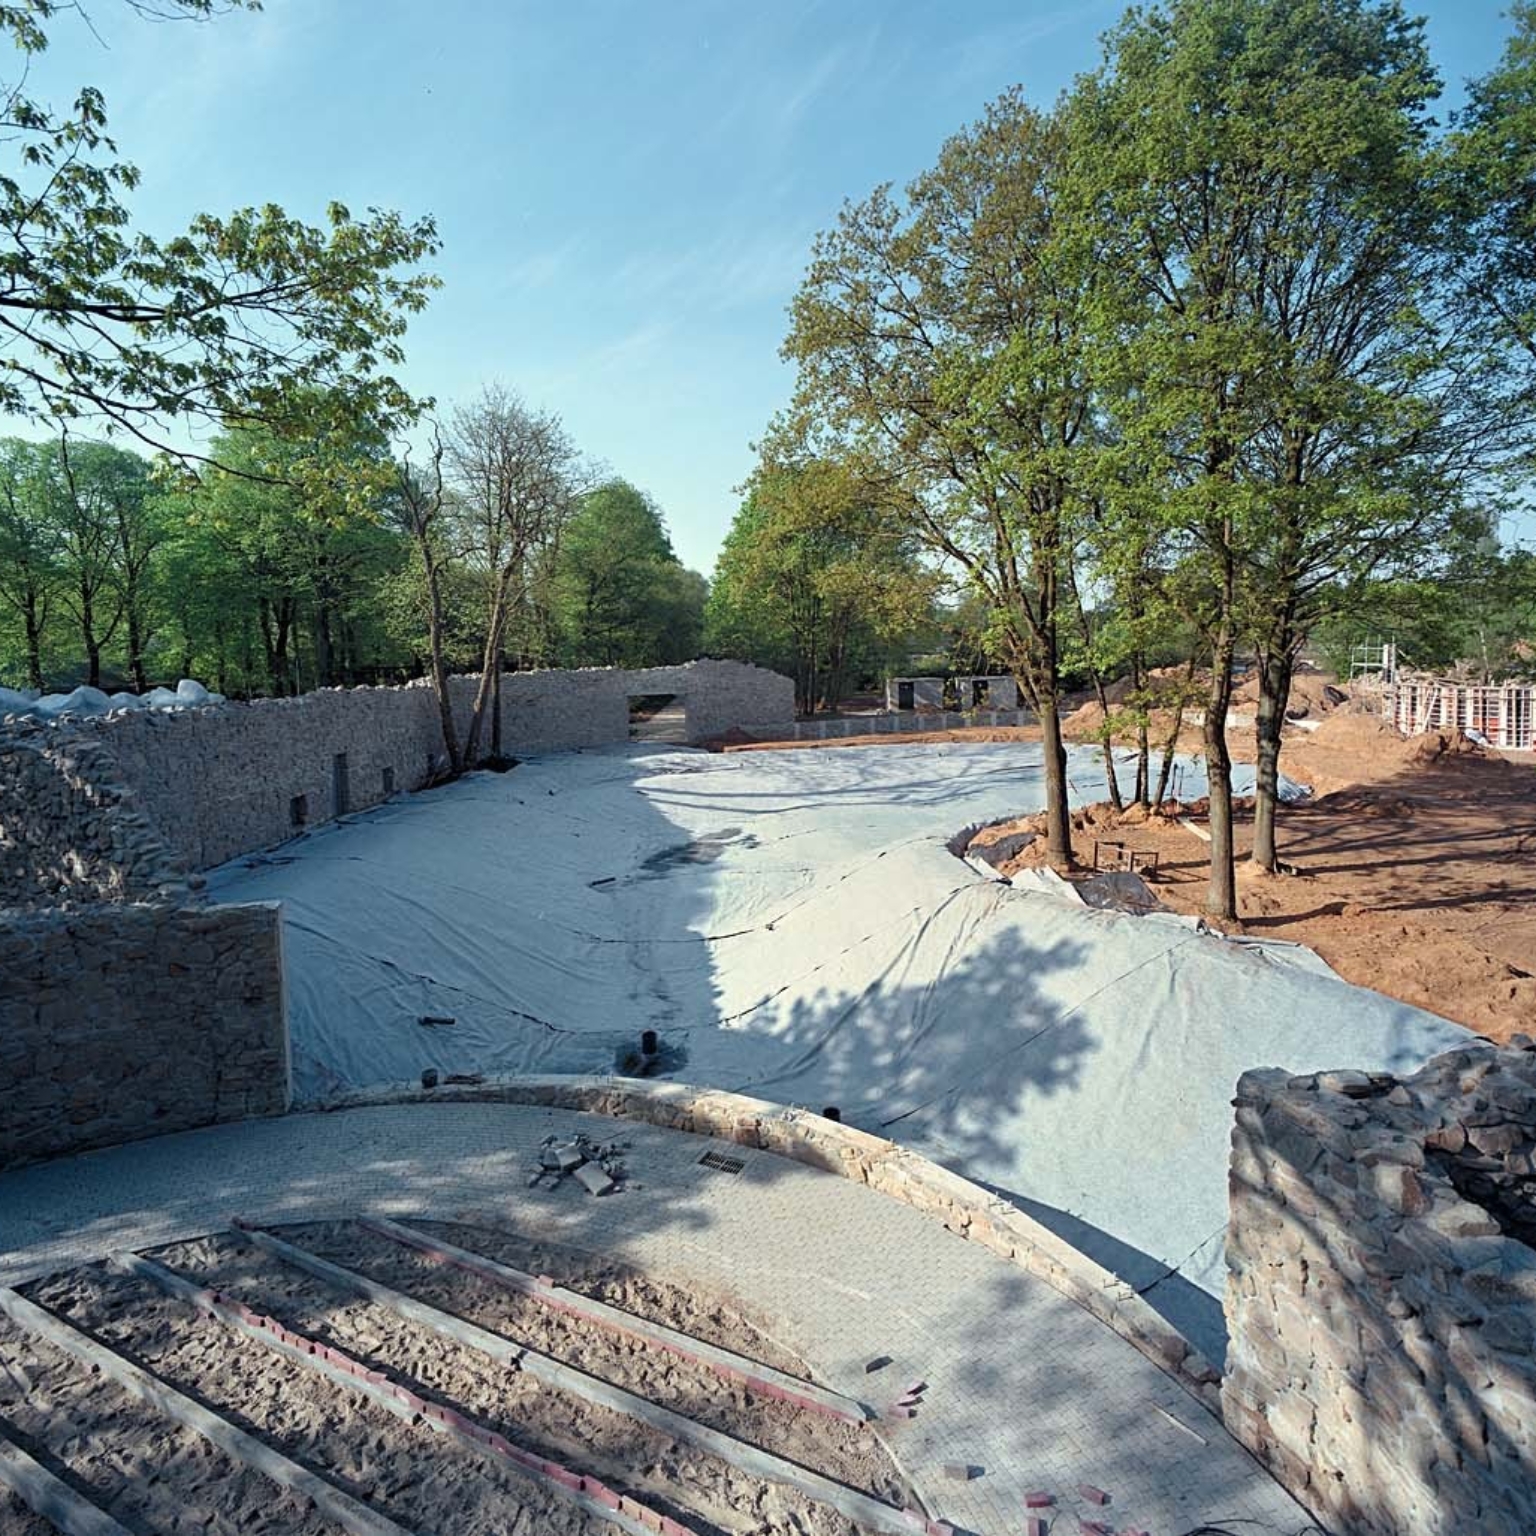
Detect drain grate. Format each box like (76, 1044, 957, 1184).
(698, 1150, 746, 1175)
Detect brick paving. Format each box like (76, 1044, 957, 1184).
(0, 1101, 1311, 1536)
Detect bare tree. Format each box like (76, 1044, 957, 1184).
(446, 385, 581, 765)
(394, 430, 462, 774)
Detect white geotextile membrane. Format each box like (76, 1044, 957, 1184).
(0, 678, 223, 719)
(208, 741, 1468, 1359)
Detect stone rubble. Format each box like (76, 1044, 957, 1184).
(1224, 1040, 1536, 1536)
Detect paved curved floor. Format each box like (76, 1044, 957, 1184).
(0, 1102, 1310, 1536)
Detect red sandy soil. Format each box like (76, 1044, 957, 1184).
(981, 714, 1536, 1044)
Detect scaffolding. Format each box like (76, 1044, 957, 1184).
(1349, 641, 1398, 688)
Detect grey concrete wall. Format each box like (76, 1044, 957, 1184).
(1225, 1044, 1536, 1536)
(0, 901, 289, 1169)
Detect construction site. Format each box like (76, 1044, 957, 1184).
(1, 656, 1534, 1536)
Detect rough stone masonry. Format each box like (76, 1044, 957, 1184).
(0, 901, 288, 1168)
(0, 661, 793, 1169)
(1224, 1042, 1536, 1536)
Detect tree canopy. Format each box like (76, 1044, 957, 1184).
(0, 1, 439, 453)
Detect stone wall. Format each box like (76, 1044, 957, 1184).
(0, 720, 187, 905)
(1224, 1043, 1536, 1536)
(55, 682, 447, 872)
(2, 660, 794, 876)
(446, 659, 795, 754)
(0, 901, 289, 1169)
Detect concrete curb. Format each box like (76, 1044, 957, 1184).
(328, 1074, 1224, 1415)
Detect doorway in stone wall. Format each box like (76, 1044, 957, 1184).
(628, 694, 688, 743)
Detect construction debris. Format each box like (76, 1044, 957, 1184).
(528, 1132, 630, 1194)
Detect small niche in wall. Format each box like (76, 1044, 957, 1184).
(382, 766, 396, 795)
(333, 752, 350, 815)
(290, 793, 309, 827)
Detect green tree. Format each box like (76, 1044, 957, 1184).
(706, 456, 933, 715)
(0, 2, 438, 451)
(0, 439, 62, 689)
(1456, 2, 1536, 366)
(783, 94, 1098, 864)
(1070, 0, 1493, 906)
(554, 480, 704, 666)
(47, 437, 151, 688)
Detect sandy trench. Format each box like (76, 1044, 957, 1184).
(7, 1221, 908, 1536)
(0, 1316, 335, 1535)
(0, 1489, 58, 1536)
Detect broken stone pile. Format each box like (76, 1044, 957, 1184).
(1224, 1040, 1536, 1536)
(529, 1133, 631, 1196)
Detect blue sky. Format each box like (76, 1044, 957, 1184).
(23, 0, 1524, 573)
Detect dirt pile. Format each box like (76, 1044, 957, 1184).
(1407, 727, 1507, 767)
(1231, 666, 1345, 719)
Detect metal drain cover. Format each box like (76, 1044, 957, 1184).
(698, 1150, 746, 1175)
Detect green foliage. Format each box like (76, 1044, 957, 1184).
(1454, 2, 1536, 366)
(706, 456, 934, 714)
(0, 1, 438, 450)
(553, 480, 705, 666)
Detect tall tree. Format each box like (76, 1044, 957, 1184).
(707, 456, 932, 714)
(784, 95, 1097, 866)
(50, 437, 150, 687)
(392, 433, 462, 772)
(0, 3, 439, 455)
(1069, 0, 1491, 907)
(1456, 2, 1536, 367)
(555, 479, 704, 667)
(0, 440, 61, 690)
(446, 386, 581, 763)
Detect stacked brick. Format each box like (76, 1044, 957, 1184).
(1224, 1044, 1536, 1536)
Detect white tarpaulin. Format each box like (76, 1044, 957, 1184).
(208, 741, 1467, 1359)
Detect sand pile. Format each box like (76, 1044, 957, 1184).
(1407, 728, 1508, 767)
(1231, 667, 1345, 719)
(1307, 713, 1405, 751)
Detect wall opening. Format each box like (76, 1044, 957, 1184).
(332, 752, 350, 815)
(628, 694, 688, 744)
(381, 765, 395, 795)
(289, 793, 308, 828)
(971, 680, 990, 708)
(897, 680, 915, 711)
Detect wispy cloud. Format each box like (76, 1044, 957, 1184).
(612, 229, 814, 313)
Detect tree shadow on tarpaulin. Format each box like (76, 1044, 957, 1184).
(705, 910, 1241, 1359)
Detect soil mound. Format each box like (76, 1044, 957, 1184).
(1408, 728, 1507, 767)
(1307, 712, 1407, 752)
(700, 725, 759, 752)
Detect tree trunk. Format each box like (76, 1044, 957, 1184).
(490, 647, 504, 758)
(1133, 652, 1150, 807)
(1087, 667, 1123, 811)
(1039, 691, 1074, 871)
(1204, 632, 1238, 920)
(1251, 645, 1295, 873)
(315, 603, 335, 688)
(419, 545, 462, 774)
(23, 602, 44, 691)
(126, 603, 147, 692)
(463, 574, 511, 765)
